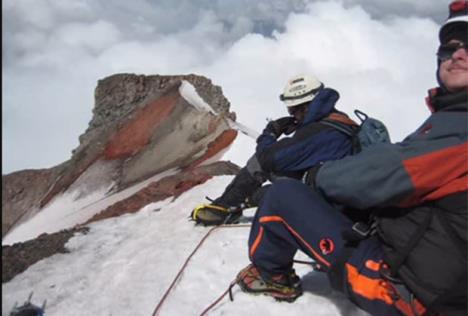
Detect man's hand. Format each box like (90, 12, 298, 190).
(264, 116, 298, 138)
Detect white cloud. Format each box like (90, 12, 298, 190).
(55, 21, 121, 54)
(204, 2, 439, 153)
(2, 0, 445, 173)
(343, 0, 445, 22)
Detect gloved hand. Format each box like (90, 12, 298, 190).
(264, 116, 298, 138)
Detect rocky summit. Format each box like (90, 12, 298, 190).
(2, 73, 240, 244)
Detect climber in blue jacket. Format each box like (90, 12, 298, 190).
(191, 74, 357, 226)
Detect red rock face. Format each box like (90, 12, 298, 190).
(104, 90, 178, 160)
(82, 161, 240, 225)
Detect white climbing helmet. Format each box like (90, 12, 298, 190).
(279, 74, 324, 107)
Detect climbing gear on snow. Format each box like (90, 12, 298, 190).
(236, 264, 303, 302)
(279, 74, 324, 107)
(9, 292, 46, 316)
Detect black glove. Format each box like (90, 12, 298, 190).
(302, 163, 323, 188)
(264, 116, 297, 138)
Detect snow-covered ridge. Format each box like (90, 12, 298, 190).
(179, 80, 216, 114)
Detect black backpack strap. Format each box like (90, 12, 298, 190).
(320, 119, 361, 153)
(354, 109, 369, 123)
(320, 119, 355, 137)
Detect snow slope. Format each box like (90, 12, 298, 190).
(2, 176, 369, 316)
(2, 168, 179, 246)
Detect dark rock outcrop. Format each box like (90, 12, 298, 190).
(2, 227, 89, 283)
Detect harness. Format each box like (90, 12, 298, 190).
(379, 264, 428, 316)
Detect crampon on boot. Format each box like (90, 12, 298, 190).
(191, 203, 243, 226)
(236, 264, 303, 302)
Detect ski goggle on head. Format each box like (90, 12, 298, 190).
(437, 41, 468, 61)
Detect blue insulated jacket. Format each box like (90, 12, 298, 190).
(255, 88, 354, 177)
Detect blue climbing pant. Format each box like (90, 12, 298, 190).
(248, 179, 426, 316)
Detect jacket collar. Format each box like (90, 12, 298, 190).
(426, 88, 468, 113)
(300, 88, 340, 126)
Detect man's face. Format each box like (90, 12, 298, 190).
(439, 39, 468, 92)
(287, 103, 308, 125)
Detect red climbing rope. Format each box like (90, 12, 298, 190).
(152, 223, 321, 315)
(152, 224, 251, 316)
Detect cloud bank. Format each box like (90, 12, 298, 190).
(3, 0, 445, 173)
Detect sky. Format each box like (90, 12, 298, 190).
(2, 175, 370, 316)
(2, 0, 450, 174)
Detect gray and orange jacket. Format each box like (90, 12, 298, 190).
(316, 88, 467, 312)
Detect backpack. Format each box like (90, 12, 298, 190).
(301, 110, 391, 188)
(322, 109, 391, 154)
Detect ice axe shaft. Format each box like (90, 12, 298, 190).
(225, 118, 260, 140)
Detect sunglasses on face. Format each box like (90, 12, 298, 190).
(287, 107, 300, 116)
(437, 41, 468, 61)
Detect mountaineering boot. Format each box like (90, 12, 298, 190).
(245, 184, 271, 208)
(236, 264, 303, 302)
(215, 167, 264, 207)
(191, 168, 263, 226)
